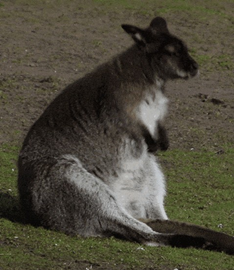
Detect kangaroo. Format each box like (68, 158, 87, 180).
(18, 17, 234, 254)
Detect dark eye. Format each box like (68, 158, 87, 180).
(164, 45, 180, 57)
(172, 51, 179, 57)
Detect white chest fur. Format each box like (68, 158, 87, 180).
(136, 89, 168, 137)
(110, 148, 168, 220)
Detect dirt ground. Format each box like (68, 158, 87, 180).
(0, 1, 233, 153)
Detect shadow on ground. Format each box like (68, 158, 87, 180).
(0, 191, 25, 223)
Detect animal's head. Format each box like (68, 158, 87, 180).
(122, 17, 199, 80)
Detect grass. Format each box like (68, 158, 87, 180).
(194, 54, 234, 72)
(160, 147, 234, 234)
(1, 144, 234, 269)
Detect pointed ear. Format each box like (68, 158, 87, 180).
(150, 17, 169, 34)
(121, 24, 146, 46)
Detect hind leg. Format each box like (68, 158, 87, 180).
(31, 155, 167, 244)
(63, 155, 163, 242)
(44, 156, 234, 253)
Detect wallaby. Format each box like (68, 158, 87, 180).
(18, 17, 234, 254)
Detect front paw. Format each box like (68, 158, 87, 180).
(147, 142, 159, 153)
(158, 125, 169, 151)
(159, 137, 169, 151)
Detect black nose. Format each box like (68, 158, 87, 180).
(191, 61, 199, 71)
(189, 61, 199, 77)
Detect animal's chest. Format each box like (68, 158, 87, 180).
(136, 90, 168, 137)
(111, 152, 148, 199)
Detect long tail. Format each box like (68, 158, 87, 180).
(140, 219, 234, 255)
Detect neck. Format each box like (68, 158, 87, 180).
(113, 45, 157, 86)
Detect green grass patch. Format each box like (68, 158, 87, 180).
(0, 144, 18, 194)
(160, 146, 234, 235)
(194, 54, 234, 72)
(1, 144, 234, 269)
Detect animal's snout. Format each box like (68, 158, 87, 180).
(191, 61, 199, 70)
(189, 60, 199, 77)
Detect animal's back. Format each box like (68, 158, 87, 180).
(18, 53, 153, 235)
